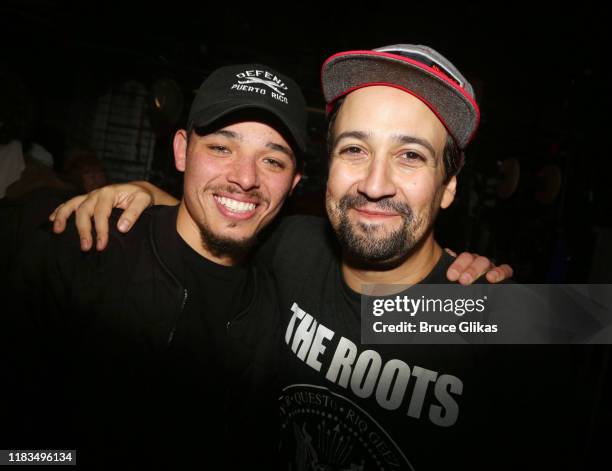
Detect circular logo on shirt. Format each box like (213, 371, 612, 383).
(279, 384, 414, 471)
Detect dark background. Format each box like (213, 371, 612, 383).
(1, 1, 610, 282)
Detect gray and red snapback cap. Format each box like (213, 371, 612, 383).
(187, 64, 308, 154)
(321, 44, 480, 149)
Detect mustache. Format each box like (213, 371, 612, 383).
(338, 193, 413, 218)
(210, 185, 268, 205)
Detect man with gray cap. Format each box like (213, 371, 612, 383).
(6, 63, 308, 469)
(267, 45, 589, 470)
(258, 43, 488, 470)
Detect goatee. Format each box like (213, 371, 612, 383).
(198, 224, 256, 261)
(331, 193, 424, 265)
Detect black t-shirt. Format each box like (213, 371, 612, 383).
(156, 234, 284, 469)
(257, 215, 607, 471)
(169, 235, 253, 389)
(154, 237, 255, 461)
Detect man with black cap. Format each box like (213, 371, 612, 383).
(5, 63, 308, 469)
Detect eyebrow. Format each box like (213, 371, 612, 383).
(391, 134, 437, 159)
(212, 129, 240, 140)
(266, 142, 294, 160)
(334, 130, 437, 159)
(333, 130, 369, 149)
(212, 129, 294, 161)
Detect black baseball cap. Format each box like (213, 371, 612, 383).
(321, 44, 480, 149)
(187, 64, 308, 154)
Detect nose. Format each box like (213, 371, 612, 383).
(356, 157, 396, 200)
(226, 155, 260, 191)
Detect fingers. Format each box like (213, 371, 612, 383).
(446, 248, 515, 284)
(447, 253, 493, 285)
(461, 255, 493, 284)
(446, 252, 473, 282)
(74, 196, 96, 251)
(48, 183, 154, 251)
(485, 264, 514, 283)
(49, 196, 87, 234)
(91, 188, 118, 251)
(49, 203, 65, 232)
(116, 191, 151, 233)
(49, 204, 61, 222)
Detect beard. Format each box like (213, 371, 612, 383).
(198, 222, 257, 261)
(185, 183, 268, 262)
(328, 193, 426, 266)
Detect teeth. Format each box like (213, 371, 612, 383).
(215, 196, 256, 213)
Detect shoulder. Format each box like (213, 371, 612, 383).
(275, 214, 329, 242)
(425, 251, 517, 285)
(420, 251, 455, 284)
(102, 205, 178, 253)
(255, 214, 335, 267)
(22, 205, 164, 279)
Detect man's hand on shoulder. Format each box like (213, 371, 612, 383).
(48, 182, 175, 251)
(445, 248, 513, 284)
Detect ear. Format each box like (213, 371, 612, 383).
(440, 175, 457, 209)
(289, 170, 303, 196)
(173, 129, 188, 172)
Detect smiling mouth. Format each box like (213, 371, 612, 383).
(214, 195, 258, 214)
(353, 207, 399, 218)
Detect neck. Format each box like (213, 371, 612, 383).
(176, 201, 237, 267)
(341, 233, 442, 294)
